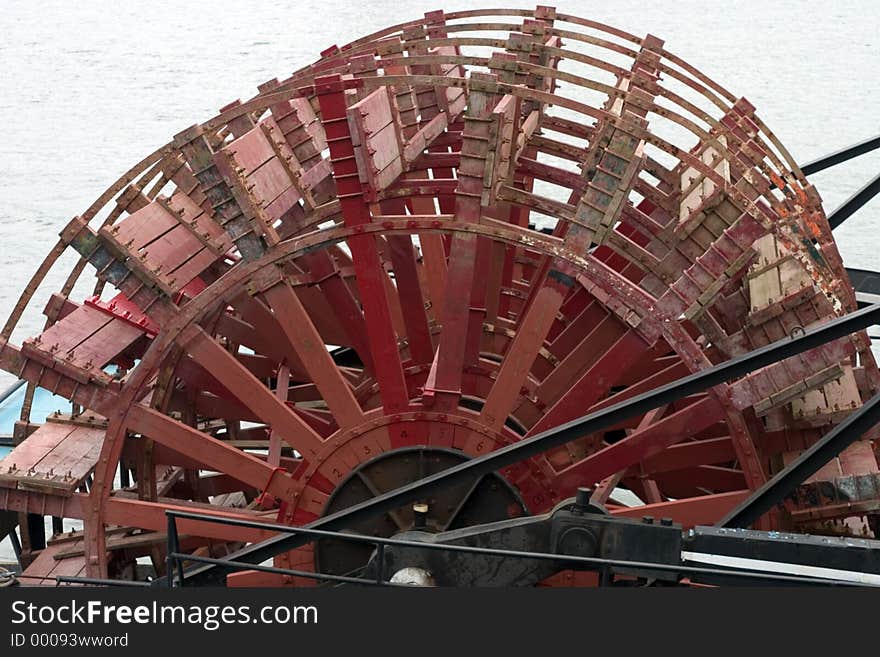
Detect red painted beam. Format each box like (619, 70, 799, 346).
(552, 396, 726, 492)
(314, 75, 409, 414)
(262, 281, 365, 430)
(635, 437, 736, 475)
(104, 497, 279, 543)
(126, 404, 299, 502)
(610, 490, 749, 528)
(529, 330, 650, 435)
(180, 325, 324, 458)
(480, 275, 574, 432)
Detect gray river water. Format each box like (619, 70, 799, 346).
(0, 0, 877, 562)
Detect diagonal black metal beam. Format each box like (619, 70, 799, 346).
(800, 134, 880, 176)
(718, 390, 880, 528)
(184, 303, 880, 585)
(846, 267, 880, 297)
(828, 171, 880, 230)
(856, 291, 880, 310)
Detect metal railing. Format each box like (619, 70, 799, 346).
(161, 509, 868, 588)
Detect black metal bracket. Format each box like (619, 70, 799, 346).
(797, 133, 880, 230)
(365, 501, 682, 586)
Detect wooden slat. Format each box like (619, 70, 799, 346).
(102, 198, 217, 294)
(164, 191, 233, 253)
(0, 423, 105, 493)
(27, 305, 111, 355)
(0, 424, 74, 483)
(348, 87, 404, 197)
(553, 396, 725, 492)
(21, 540, 87, 585)
(479, 279, 570, 432)
(111, 201, 177, 250)
(65, 314, 144, 372)
(679, 135, 730, 222)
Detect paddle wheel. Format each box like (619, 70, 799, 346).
(1, 7, 878, 586)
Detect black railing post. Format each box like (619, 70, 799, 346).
(166, 512, 180, 588)
(375, 543, 386, 584)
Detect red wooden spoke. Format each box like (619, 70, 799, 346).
(261, 281, 365, 430)
(423, 232, 478, 410)
(652, 465, 745, 497)
(214, 304, 305, 377)
(173, 357, 264, 422)
(423, 72, 499, 409)
(482, 241, 508, 327)
(587, 358, 691, 413)
(529, 329, 652, 435)
(614, 405, 668, 502)
(611, 491, 750, 528)
(590, 470, 627, 506)
(533, 316, 638, 413)
(376, 236, 408, 339)
(417, 231, 449, 318)
(314, 76, 408, 414)
(628, 477, 665, 505)
(299, 251, 376, 372)
(480, 275, 573, 432)
(125, 405, 298, 502)
(104, 497, 279, 544)
(552, 396, 725, 494)
(267, 364, 290, 467)
(545, 298, 609, 365)
(463, 235, 494, 366)
(385, 233, 434, 364)
(180, 325, 324, 458)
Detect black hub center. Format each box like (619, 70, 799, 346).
(315, 447, 527, 578)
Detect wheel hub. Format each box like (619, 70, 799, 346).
(315, 447, 526, 577)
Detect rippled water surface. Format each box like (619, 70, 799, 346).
(0, 0, 877, 560)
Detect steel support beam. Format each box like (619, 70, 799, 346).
(800, 134, 880, 176)
(828, 171, 880, 230)
(847, 267, 880, 296)
(184, 304, 880, 584)
(857, 291, 880, 309)
(684, 525, 880, 580)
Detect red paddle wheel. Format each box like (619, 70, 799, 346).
(1, 7, 878, 585)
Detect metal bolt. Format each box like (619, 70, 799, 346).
(413, 502, 429, 529)
(574, 486, 591, 511)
